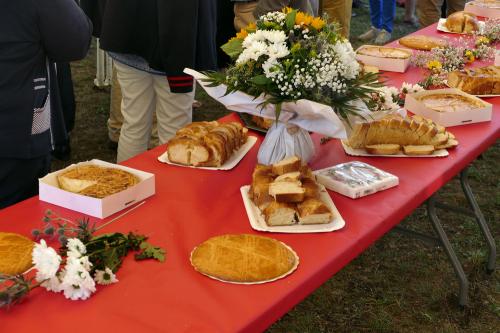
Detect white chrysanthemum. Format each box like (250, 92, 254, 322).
(333, 41, 360, 80)
(237, 40, 268, 63)
(262, 57, 280, 78)
(32, 239, 62, 282)
(66, 238, 86, 258)
(94, 267, 119, 285)
(267, 43, 289, 59)
(401, 82, 423, 94)
(60, 256, 96, 301)
(41, 275, 62, 292)
(262, 30, 287, 44)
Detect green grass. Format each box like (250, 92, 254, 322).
(60, 3, 499, 332)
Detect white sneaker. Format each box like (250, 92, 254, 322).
(374, 29, 392, 45)
(358, 27, 380, 42)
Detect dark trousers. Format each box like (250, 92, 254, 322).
(0, 154, 51, 209)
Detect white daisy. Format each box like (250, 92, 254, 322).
(94, 267, 119, 285)
(32, 239, 62, 281)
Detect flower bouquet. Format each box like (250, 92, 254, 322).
(187, 8, 381, 164)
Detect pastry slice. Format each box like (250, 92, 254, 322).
(263, 201, 297, 226)
(297, 198, 333, 225)
(269, 181, 305, 203)
(365, 144, 401, 155)
(403, 145, 435, 155)
(272, 156, 302, 175)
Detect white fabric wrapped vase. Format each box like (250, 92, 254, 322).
(257, 122, 314, 165)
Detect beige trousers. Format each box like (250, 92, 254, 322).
(417, 0, 465, 27)
(114, 61, 194, 162)
(322, 0, 353, 39)
(108, 66, 159, 147)
(234, 2, 258, 31)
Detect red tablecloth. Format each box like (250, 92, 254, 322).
(0, 24, 498, 333)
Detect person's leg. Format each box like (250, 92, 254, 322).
(0, 154, 51, 209)
(234, 2, 258, 31)
(381, 0, 396, 33)
(108, 67, 123, 144)
(114, 61, 156, 162)
(417, 0, 444, 27)
(359, 0, 382, 41)
(322, 0, 353, 38)
(152, 75, 194, 145)
(370, 0, 382, 29)
(404, 0, 418, 25)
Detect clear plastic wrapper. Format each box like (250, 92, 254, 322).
(314, 161, 399, 199)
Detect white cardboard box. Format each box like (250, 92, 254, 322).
(464, 2, 500, 19)
(495, 50, 500, 66)
(314, 162, 399, 199)
(39, 159, 155, 219)
(404, 88, 492, 127)
(355, 45, 412, 73)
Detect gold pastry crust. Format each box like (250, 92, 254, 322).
(0, 232, 34, 275)
(357, 46, 412, 59)
(399, 35, 447, 51)
(58, 165, 139, 198)
(190, 234, 298, 283)
(417, 93, 484, 112)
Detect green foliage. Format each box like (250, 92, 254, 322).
(221, 38, 243, 59)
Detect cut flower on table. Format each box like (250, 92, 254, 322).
(0, 210, 165, 308)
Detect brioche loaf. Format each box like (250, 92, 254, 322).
(445, 11, 479, 33)
(399, 35, 447, 51)
(447, 66, 500, 95)
(347, 115, 458, 155)
(167, 121, 248, 167)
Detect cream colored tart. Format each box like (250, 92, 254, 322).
(190, 234, 298, 284)
(417, 94, 484, 112)
(357, 46, 411, 59)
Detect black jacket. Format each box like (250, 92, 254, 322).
(0, 0, 92, 158)
(99, 0, 217, 92)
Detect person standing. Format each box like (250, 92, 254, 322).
(99, 0, 218, 163)
(322, 0, 354, 38)
(0, 0, 92, 208)
(358, 0, 396, 45)
(417, 0, 465, 27)
(233, 0, 259, 31)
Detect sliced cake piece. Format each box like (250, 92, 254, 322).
(263, 201, 297, 226)
(403, 145, 435, 155)
(268, 181, 305, 203)
(297, 199, 333, 225)
(271, 156, 301, 175)
(365, 144, 401, 155)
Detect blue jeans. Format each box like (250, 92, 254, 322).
(369, 0, 396, 33)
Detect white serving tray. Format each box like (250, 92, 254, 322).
(240, 185, 345, 233)
(189, 241, 299, 285)
(437, 18, 485, 34)
(341, 141, 449, 158)
(158, 136, 257, 170)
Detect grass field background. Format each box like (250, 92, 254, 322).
(57, 3, 499, 332)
